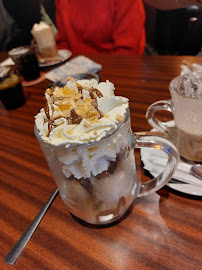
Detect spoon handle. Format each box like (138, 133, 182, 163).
(4, 188, 59, 265)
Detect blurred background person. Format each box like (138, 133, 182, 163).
(0, 0, 41, 51)
(144, 0, 202, 55)
(144, 0, 202, 10)
(55, 0, 146, 55)
(1, 0, 201, 56)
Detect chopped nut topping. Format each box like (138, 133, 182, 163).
(46, 88, 51, 95)
(83, 122, 90, 128)
(116, 114, 124, 122)
(44, 78, 106, 133)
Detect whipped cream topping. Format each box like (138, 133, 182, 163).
(35, 78, 129, 179)
(35, 78, 128, 146)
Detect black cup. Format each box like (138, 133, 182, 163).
(0, 66, 25, 109)
(9, 46, 40, 81)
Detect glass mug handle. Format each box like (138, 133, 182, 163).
(132, 134, 179, 196)
(146, 100, 172, 136)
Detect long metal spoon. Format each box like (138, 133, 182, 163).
(190, 164, 202, 180)
(4, 188, 59, 265)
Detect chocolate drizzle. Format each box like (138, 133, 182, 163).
(92, 88, 103, 98)
(44, 81, 106, 135)
(88, 89, 103, 119)
(77, 86, 83, 93)
(67, 109, 82, 124)
(46, 109, 82, 135)
(49, 87, 55, 96)
(44, 104, 50, 120)
(89, 88, 103, 99)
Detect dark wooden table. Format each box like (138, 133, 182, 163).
(0, 52, 201, 270)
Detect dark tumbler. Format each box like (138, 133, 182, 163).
(0, 66, 25, 109)
(9, 46, 40, 81)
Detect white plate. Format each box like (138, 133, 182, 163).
(140, 121, 202, 196)
(38, 49, 72, 67)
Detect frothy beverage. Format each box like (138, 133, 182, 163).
(170, 73, 202, 162)
(147, 72, 202, 163)
(174, 127, 202, 162)
(35, 78, 179, 225)
(31, 21, 58, 60)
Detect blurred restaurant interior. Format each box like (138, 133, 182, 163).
(1, 0, 202, 55)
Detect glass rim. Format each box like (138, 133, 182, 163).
(34, 107, 130, 148)
(169, 72, 202, 101)
(8, 46, 32, 56)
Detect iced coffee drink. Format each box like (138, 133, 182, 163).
(31, 21, 58, 60)
(35, 78, 137, 224)
(35, 78, 179, 225)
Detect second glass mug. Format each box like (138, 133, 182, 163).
(35, 109, 179, 225)
(146, 72, 202, 163)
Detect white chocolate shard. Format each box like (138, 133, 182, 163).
(65, 79, 78, 92)
(96, 80, 115, 96)
(97, 96, 128, 114)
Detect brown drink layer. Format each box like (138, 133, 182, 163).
(39, 44, 58, 59)
(175, 126, 202, 162)
(60, 146, 133, 223)
(9, 47, 40, 81)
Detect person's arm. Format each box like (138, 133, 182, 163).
(112, 0, 146, 55)
(144, 0, 202, 10)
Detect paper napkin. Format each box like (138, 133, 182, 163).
(45, 55, 102, 82)
(141, 147, 202, 188)
(0, 57, 15, 66)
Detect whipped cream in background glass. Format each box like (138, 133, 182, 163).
(35, 78, 179, 225)
(31, 21, 58, 60)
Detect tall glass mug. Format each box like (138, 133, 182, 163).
(146, 72, 202, 163)
(35, 109, 179, 225)
(31, 24, 58, 60)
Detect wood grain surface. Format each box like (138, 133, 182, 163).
(0, 52, 202, 270)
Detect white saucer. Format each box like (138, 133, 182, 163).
(38, 49, 72, 67)
(166, 183, 202, 196)
(140, 121, 202, 196)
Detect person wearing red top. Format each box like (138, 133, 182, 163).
(55, 0, 145, 55)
